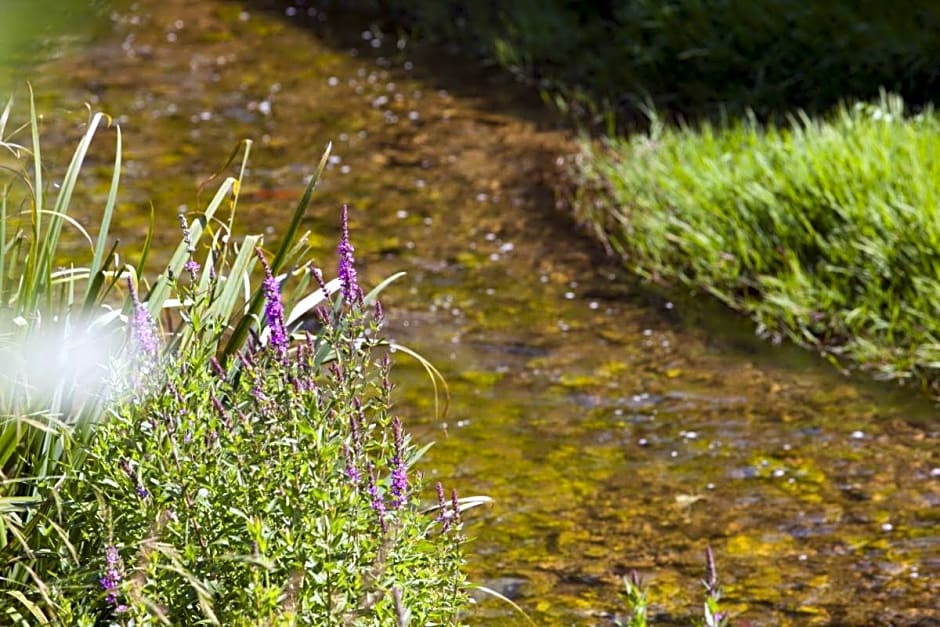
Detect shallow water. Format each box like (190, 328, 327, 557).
(7, 1, 939, 624)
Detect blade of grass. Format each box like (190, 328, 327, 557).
(0, 187, 7, 303)
(0, 96, 12, 139)
(271, 143, 330, 275)
(388, 341, 449, 419)
(135, 203, 155, 282)
(83, 123, 121, 309)
(465, 584, 537, 626)
(363, 271, 406, 306)
(27, 85, 41, 236)
(28, 109, 108, 312)
(81, 239, 120, 315)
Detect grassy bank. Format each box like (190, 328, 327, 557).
(568, 93, 940, 396)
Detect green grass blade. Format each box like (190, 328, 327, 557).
(5, 590, 49, 624)
(24, 86, 42, 312)
(465, 583, 537, 626)
(0, 95, 12, 140)
(205, 234, 259, 324)
(135, 203, 155, 282)
(388, 341, 449, 419)
(27, 85, 41, 234)
(363, 271, 406, 305)
(29, 109, 106, 311)
(84, 123, 121, 308)
(0, 187, 7, 303)
(81, 240, 120, 316)
(270, 143, 330, 275)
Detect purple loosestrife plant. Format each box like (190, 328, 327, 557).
(183, 259, 200, 278)
(703, 545, 729, 626)
(256, 248, 288, 358)
(349, 410, 362, 455)
(127, 278, 158, 358)
(367, 462, 388, 533)
(450, 488, 462, 527)
(34, 182, 471, 620)
(343, 442, 361, 484)
(390, 416, 408, 509)
(435, 482, 451, 532)
(100, 545, 127, 614)
(337, 204, 361, 304)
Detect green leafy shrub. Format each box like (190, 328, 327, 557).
(569, 93, 940, 396)
(38, 260, 467, 625)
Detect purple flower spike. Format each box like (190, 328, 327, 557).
(705, 545, 718, 592)
(256, 248, 288, 358)
(450, 488, 462, 526)
(349, 410, 361, 454)
(390, 417, 408, 509)
(100, 545, 125, 611)
(343, 442, 360, 484)
(337, 204, 361, 304)
(127, 278, 158, 357)
(435, 482, 450, 531)
(367, 463, 387, 532)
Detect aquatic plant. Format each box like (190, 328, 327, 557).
(616, 547, 730, 627)
(570, 93, 940, 398)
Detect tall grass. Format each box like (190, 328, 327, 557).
(569, 93, 940, 396)
(1, 88, 129, 595)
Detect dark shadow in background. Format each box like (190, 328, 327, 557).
(258, 0, 940, 131)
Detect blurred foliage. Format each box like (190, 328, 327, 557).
(0, 0, 113, 90)
(321, 0, 940, 125)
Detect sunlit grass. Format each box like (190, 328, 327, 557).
(570, 93, 940, 397)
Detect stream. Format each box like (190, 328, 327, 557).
(4, 1, 938, 624)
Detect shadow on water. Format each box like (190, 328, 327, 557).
(5, 1, 938, 624)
